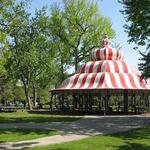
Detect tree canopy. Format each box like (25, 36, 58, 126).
(0, 1, 59, 109)
(119, 0, 150, 78)
(0, 0, 115, 109)
(50, 0, 115, 72)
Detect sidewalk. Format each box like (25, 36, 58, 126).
(0, 134, 88, 150)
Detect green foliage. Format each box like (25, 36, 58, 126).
(119, 0, 150, 78)
(37, 88, 50, 104)
(0, 0, 15, 78)
(50, 0, 115, 71)
(0, 0, 115, 107)
(0, 2, 59, 109)
(119, 0, 150, 49)
(139, 51, 150, 79)
(0, 56, 7, 78)
(0, 80, 25, 105)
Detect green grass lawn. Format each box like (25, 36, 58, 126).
(0, 112, 81, 123)
(28, 127, 150, 150)
(0, 129, 59, 142)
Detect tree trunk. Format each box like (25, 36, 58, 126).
(74, 47, 78, 72)
(23, 83, 32, 110)
(60, 63, 65, 82)
(60, 50, 65, 82)
(75, 57, 78, 72)
(32, 83, 37, 107)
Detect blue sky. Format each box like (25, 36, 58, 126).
(27, 0, 142, 66)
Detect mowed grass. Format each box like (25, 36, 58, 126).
(0, 129, 59, 142)
(0, 112, 81, 123)
(29, 127, 150, 150)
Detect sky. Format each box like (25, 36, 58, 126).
(26, 0, 143, 67)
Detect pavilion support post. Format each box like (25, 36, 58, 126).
(75, 95, 77, 110)
(85, 95, 88, 111)
(66, 96, 69, 110)
(136, 94, 140, 114)
(72, 95, 74, 110)
(145, 94, 149, 111)
(81, 95, 84, 111)
(72, 94, 75, 111)
(101, 96, 104, 108)
(148, 95, 150, 113)
(85, 95, 87, 111)
(117, 96, 121, 112)
(77, 95, 79, 110)
(103, 96, 106, 116)
(79, 95, 83, 111)
(82, 95, 85, 111)
(89, 94, 92, 112)
(99, 95, 101, 111)
(106, 95, 109, 112)
(103, 96, 107, 116)
(124, 91, 128, 113)
(75, 95, 78, 109)
(50, 94, 53, 112)
(62, 94, 64, 110)
(146, 94, 148, 108)
(80, 95, 82, 109)
(131, 95, 134, 112)
(88, 95, 90, 111)
(133, 95, 136, 113)
(58, 95, 60, 109)
(87, 94, 89, 111)
(102, 90, 108, 115)
(87, 95, 89, 111)
(145, 94, 148, 112)
(54, 95, 57, 109)
(55, 95, 57, 110)
(147, 94, 150, 110)
(79, 95, 81, 111)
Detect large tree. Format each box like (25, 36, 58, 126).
(2, 2, 58, 109)
(50, 0, 115, 72)
(0, 0, 11, 77)
(0, 0, 15, 100)
(119, 0, 150, 78)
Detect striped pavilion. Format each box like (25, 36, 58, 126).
(51, 36, 150, 114)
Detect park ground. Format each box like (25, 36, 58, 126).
(0, 112, 150, 150)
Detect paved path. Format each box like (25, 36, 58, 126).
(0, 115, 150, 150)
(0, 134, 88, 150)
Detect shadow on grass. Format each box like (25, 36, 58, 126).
(0, 114, 81, 123)
(109, 142, 150, 150)
(0, 141, 39, 150)
(105, 127, 150, 150)
(47, 149, 69, 150)
(0, 129, 58, 143)
(108, 126, 150, 140)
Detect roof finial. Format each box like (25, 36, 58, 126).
(101, 33, 112, 48)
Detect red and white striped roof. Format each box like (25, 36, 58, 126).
(91, 47, 123, 61)
(58, 72, 150, 90)
(53, 37, 150, 92)
(78, 60, 140, 75)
